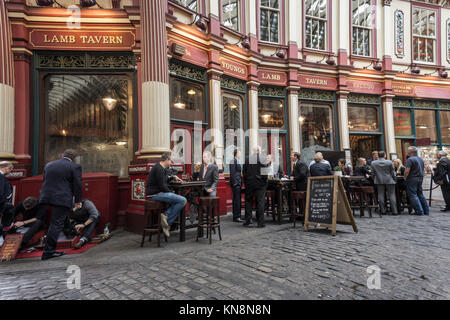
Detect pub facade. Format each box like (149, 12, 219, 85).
(1, 0, 449, 229)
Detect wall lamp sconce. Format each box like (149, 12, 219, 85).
(363, 59, 383, 71)
(36, 0, 103, 8)
(424, 68, 448, 79)
(271, 47, 286, 59)
(400, 64, 420, 75)
(80, 0, 103, 8)
(230, 36, 251, 50)
(188, 13, 208, 31)
(316, 54, 335, 66)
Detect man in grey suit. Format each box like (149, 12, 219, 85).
(193, 151, 219, 197)
(371, 151, 398, 215)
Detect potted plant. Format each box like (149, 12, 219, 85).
(333, 166, 342, 176)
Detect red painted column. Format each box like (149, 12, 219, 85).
(13, 52, 32, 172)
(0, 0, 15, 161)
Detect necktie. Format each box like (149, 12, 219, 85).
(203, 165, 207, 178)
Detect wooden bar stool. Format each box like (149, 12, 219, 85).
(265, 190, 276, 221)
(349, 186, 365, 217)
(359, 186, 381, 218)
(141, 200, 168, 248)
(197, 197, 222, 244)
(291, 191, 306, 228)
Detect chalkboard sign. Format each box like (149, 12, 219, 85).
(304, 176, 358, 236)
(308, 179, 334, 225)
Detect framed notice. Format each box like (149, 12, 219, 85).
(395, 10, 405, 58)
(132, 179, 146, 201)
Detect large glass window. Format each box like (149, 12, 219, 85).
(412, 7, 436, 63)
(348, 105, 379, 132)
(171, 0, 198, 11)
(440, 110, 450, 144)
(260, 0, 280, 43)
(299, 103, 333, 166)
(352, 0, 373, 56)
(170, 78, 205, 122)
(223, 93, 244, 173)
(44, 74, 134, 178)
(394, 108, 413, 136)
(447, 19, 450, 63)
(305, 0, 327, 51)
(415, 109, 437, 143)
(258, 97, 285, 128)
(222, 0, 240, 31)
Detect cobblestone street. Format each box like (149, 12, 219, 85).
(1, 203, 449, 300)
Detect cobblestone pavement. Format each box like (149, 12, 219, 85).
(1, 203, 449, 300)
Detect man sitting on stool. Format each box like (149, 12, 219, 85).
(146, 152, 186, 238)
(71, 199, 100, 249)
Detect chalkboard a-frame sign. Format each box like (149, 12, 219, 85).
(304, 176, 358, 236)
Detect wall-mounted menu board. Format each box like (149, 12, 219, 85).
(304, 176, 358, 236)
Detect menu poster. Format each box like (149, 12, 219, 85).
(304, 176, 358, 236)
(308, 179, 334, 225)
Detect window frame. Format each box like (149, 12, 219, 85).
(257, 0, 285, 45)
(299, 102, 335, 152)
(169, 0, 203, 14)
(447, 18, 450, 64)
(350, 0, 377, 58)
(410, 2, 441, 66)
(220, 0, 245, 34)
(302, 0, 331, 53)
(411, 6, 438, 64)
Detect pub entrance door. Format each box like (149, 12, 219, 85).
(350, 135, 381, 164)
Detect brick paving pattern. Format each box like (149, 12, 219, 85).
(0, 205, 449, 300)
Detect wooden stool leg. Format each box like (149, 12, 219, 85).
(141, 231, 146, 247)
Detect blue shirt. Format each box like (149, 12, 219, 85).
(405, 156, 424, 179)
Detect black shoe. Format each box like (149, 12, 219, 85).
(440, 208, 450, 212)
(41, 251, 66, 261)
(257, 224, 266, 228)
(233, 218, 243, 223)
(391, 213, 398, 216)
(243, 221, 253, 227)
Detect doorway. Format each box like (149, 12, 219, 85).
(350, 135, 381, 164)
(395, 139, 414, 163)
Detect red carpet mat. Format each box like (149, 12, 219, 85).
(15, 243, 97, 259)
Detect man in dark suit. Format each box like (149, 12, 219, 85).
(290, 152, 309, 191)
(0, 161, 14, 230)
(243, 146, 271, 228)
(310, 152, 333, 177)
(40, 149, 82, 260)
(435, 150, 450, 212)
(371, 151, 398, 215)
(229, 149, 242, 222)
(193, 151, 219, 197)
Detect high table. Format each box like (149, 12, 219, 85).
(169, 180, 206, 242)
(267, 179, 295, 224)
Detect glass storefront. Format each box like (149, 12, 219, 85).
(415, 109, 438, 144)
(440, 110, 450, 144)
(299, 103, 334, 166)
(258, 97, 285, 128)
(170, 78, 205, 122)
(348, 96, 383, 164)
(393, 99, 450, 166)
(394, 108, 413, 137)
(168, 60, 207, 174)
(223, 93, 244, 173)
(44, 74, 134, 178)
(348, 105, 379, 132)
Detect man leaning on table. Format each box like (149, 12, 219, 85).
(146, 152, 186, 238)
